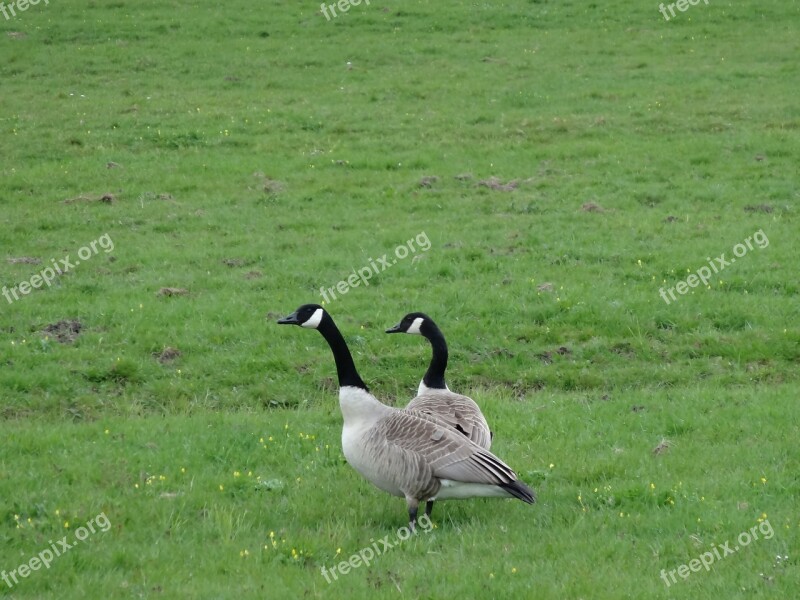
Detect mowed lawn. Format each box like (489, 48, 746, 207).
(0, 0, 798, 598)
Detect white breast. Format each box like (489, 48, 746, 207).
(341, 424, 404, 497)
(339, 386, 403, 497)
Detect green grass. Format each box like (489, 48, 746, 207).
(1, 0, 798, 598)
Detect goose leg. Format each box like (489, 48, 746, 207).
(425, 500, 435, 519)
(406, 496, 420, 531)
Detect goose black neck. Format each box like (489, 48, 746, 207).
(422, 323, 448, 390)
(317, 313, 369, 391)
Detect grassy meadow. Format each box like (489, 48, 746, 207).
(1, 0, 798, 598)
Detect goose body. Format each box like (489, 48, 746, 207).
(386, 313, 493, 450)
(405, 389, 492, 450)
(278, 305, 535, 525)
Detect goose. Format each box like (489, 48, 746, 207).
(386, 312, 492, 450)
(277, 304, 535, 527)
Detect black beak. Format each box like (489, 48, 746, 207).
(277, 311, 300, 325)
(385, 322, 403, 334)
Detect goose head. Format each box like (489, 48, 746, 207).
(385, 312, 432, 336)
(277, 304, 370, 392)
(277, 304, 325, 329)
(386, 312, 449, 392)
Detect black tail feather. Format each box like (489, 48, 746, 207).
(499, 480, 536, 504)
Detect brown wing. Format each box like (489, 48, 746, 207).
(406, 390, 492, 450)
(376, 409, 516, 486)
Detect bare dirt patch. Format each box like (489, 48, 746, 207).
(652, 438, 672, 456)
(254, 173, 285, 195)
(42, 319, 83, 344)
(157, 287, 189, 297)
(743, 204, 773, 214)
(222, 258, 248, 268)
(418, 176, 439, 188)
(155, 347, 182, 363)
(477, 176, 519, 191)
(7, 257, 41, 265)
(63, 193, 117, 205)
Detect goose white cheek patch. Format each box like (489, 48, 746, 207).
(301, 308, 324, 329)
(407, 317, 424, 335)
